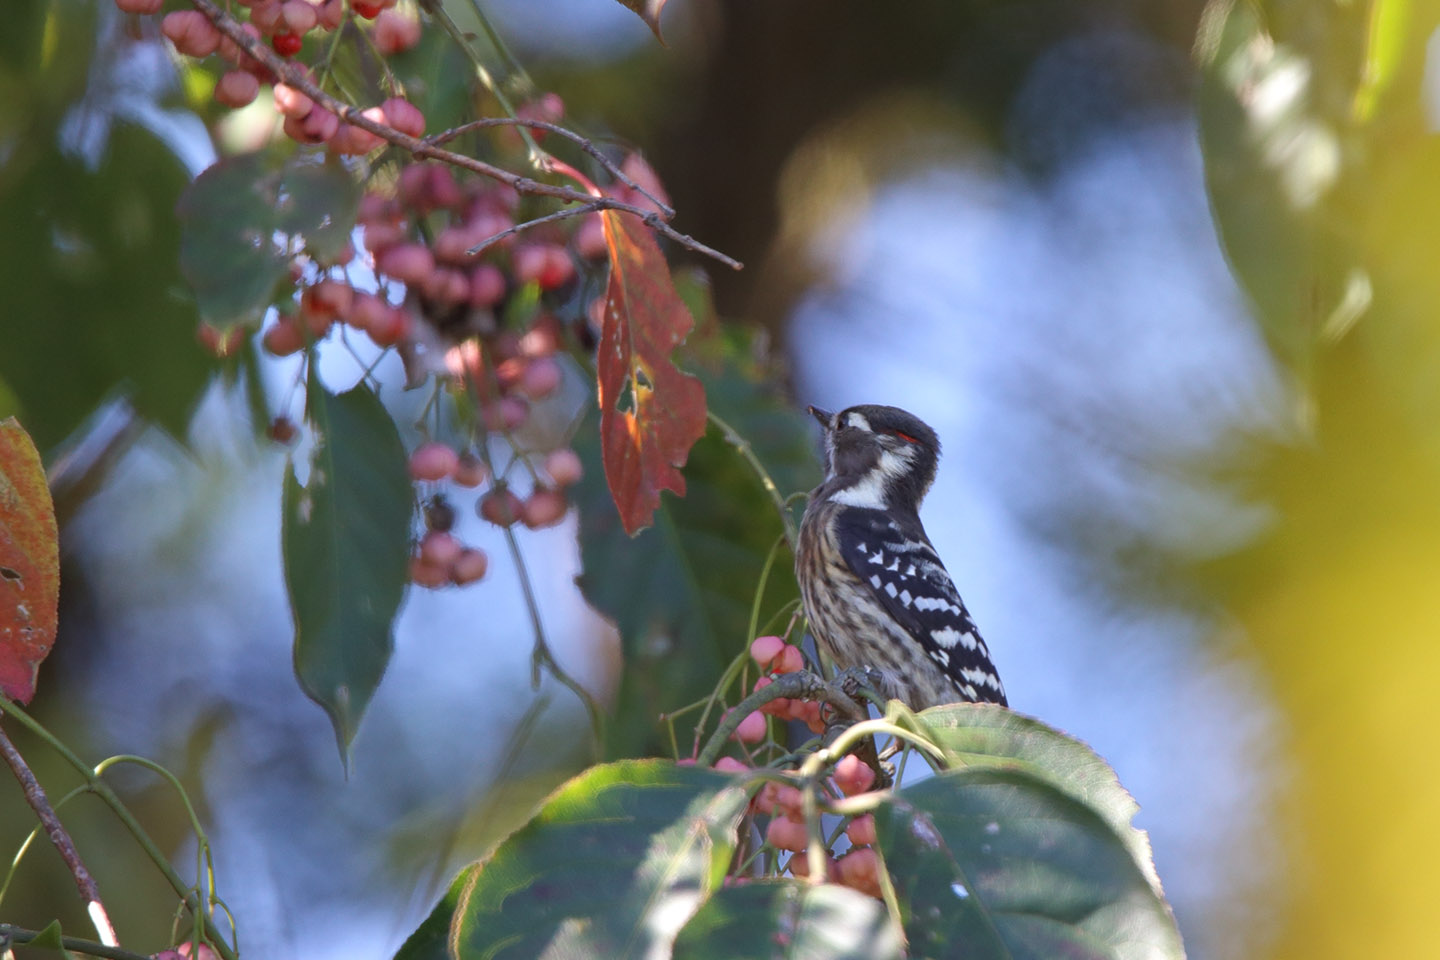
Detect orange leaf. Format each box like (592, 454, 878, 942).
(0, 418, 59, 704)
(598, 211, 707, 535)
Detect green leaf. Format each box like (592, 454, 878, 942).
(283, 366, 411, 760)
(914, 703, 1162, 895)
(673, 881, 903, 960)
(177, 153, 360, 331)
(278, 158, 361, 262)
(0, 121, 210, 450)
(28, 919, 66, 950)
(449, 759, 749, 960)
(177, 153, 289, 333)
(574, 338, 820, 757)
(393, 864, 477, 960)
(875, 768, 1185, 960)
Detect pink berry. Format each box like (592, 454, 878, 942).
(713, 756, 749, 773)
(307, 278, 353, 317)
(521, 489, 568, 529)
(419, 530, 462, 568)
(420, 267, 469, 304)
(376, 243, 435, 285)
(317, 0, 344, 29)
(409, 556, 449, 589)
(372, 9, 420, 55)
(362, 220, 405, 255)
(262, 319, 305, 356)
(518, 356, 562, 399)
(542, 448, 583, 488)
(272, 83, 313, 119)
(450, 547, 489, 585)
(733, 710, 766, 743)
(214, 69, 260, 108)
(161, 11, 221, 57)
(511, 245, 547, 287)
(833, 755, 876, 797)
(775, 645, 805, 675)
(409, 442, 458, 482)
(573, 214, 607, 260)
(300, 105, 339, 143)
(836, 847, 882, 899)
(845, 814, 877, 847)
(396, 163, 431, 209)
(329, 122, 383, 155)
(479, 488, 523, 527)
(381, 97, 425, 137)
(115, 0, 163, 13)
(368, 306, 410, 347)
(469, 263, 507, 308)
(452, 452, 489, 488)
(481, 396, 528, 432)
(765, 817, 808, 854)
(750, 635, 786, 670)
(433, 225, 481, 264)
(249, 1, 285, 33)
(357, 191, 398, 224)
(518, 322, 558, 357)
(280, 0, 317, 35)
(343, 292, 388, 333)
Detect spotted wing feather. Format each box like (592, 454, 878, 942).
(833, 508, 1007, 705)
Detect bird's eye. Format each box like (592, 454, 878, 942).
(891, 431, 919, 444)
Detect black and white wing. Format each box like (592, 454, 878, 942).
(833, 507, 1006, 705)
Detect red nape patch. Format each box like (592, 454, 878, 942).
(893, 431, 919, 443)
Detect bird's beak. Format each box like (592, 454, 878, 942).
(807, 405, 833, 428)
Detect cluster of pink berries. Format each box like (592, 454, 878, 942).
(406, 442, 583, 589)
(117, 0, 427, 151)
(726, 635, 827, 743)
(754, 755, 883, 897)
(700, 637, 885, 897)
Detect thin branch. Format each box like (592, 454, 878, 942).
(429, 118, 676, 218)
(498, 522, 604, 749)
(0, 700, 239, 960)
(186, 0, 741, 270)
(0, 924, 152, 960)
(696, 671, 866, 767)
(464, 202, 605, 257)
(0, 724, 118, 947)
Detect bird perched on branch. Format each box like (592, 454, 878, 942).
(796, 404, 1006, 710)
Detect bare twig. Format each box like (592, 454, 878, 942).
(428, 118, 676, 218)
(0, 700, 239, 960)
(0, 724, 118, 947)
(186, 0, 741, 270)
(464, 201, 605, 257)
(696, 670, 867, 767)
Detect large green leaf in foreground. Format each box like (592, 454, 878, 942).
(283, 367, 411, 759)
(877, 765, 1183, 960)
(447, 760, 749, 959)
(673, 881, 903, 960)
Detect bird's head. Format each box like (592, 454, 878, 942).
(809, 404, 941, 513)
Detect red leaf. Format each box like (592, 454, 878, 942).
(0, 418, 59, 704)
(598, 211, 707, 535)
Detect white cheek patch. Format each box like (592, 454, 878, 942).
(846, 412, 872, 432)
(828, 445, 913, 509)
